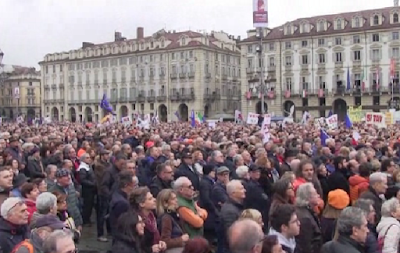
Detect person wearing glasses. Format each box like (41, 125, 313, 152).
(42, 230, 76, 253)
(0, 197, 30, 253)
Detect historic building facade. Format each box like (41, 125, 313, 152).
(40, 28, 241, 122)
(0, 65, 41, 120)
(240, 6, 400, 120)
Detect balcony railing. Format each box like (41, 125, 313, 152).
(147, 95, 156, 102)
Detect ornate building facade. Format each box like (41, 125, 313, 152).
(40, 28, 241, 122)
(0, 65, 41, 120)
(240, 6, 400, 120)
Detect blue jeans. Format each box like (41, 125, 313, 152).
(96, 195, 111, 237)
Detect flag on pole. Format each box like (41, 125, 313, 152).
(346, 66, 351, 91)
(100, 94, 116, 115)
(190, 110, 196, 127)
(302, 89, 307, 98)
(361, 67, 366, 92)
(376, 67, 380, 91)
(390, 58, 395, 80)
(320, 129, 330, 146)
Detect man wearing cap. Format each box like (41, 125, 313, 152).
(13, 214, 66, 253)
(49, 169, 82, 231)
(0, 197, 30, 253)
(211, 166, 230, 211)
(175, 152, 200, 191)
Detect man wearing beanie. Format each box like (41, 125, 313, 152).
(321, 189, 350, 242)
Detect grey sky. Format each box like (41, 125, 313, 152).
(0, 0, 392, 68)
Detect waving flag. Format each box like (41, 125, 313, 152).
(328, 110, 333, 117)
(345, 114, 353, 128)
(320, 129, 330, 146)
(190, 110, 196, 127)
(100, 94, 116, 115)
(174, 111, 181, 121)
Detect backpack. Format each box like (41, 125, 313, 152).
(11, 240, 34, 253)
(378, 224, 396, 253)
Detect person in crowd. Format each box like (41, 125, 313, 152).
(353, 199, 378, 253)
(212, 166, 230, 211)
(269, 204, 300, 253)
(10, 173, 28, 197)
(227, 219, 264, 253)
(49, 168, 83, 231)
(27, 146, 46, 180)
(261, 235, 286, 253)
(381, 158, 396, 186)
(109, 170, 138, 237)
(101, 153, 128, 199)
(149, 163, 174, 198)
(280, 149, 298, 175)
(0, 166, 13, 206)
(295, 182, 323, 253)
(111, 212, 145, 253)
(13, 214, 66, 253)
(182, 237, 210, 253)
(320, 189, 350, 242)
(42, 230, 76, 253)
(349, 162, 371, 204)
(0, 197, 30, 253)
(130, 186, 167, 253)
(240, 208, 263, 228)
(269, 178, 295, 219)
(30, 192, 58, 229)
(360, 172, 388, 223)
(77, 153, 96, 226)
(20, 182, 40, 222)
(376, 198, 400, 253)
(156, 189, 189, 253)
(174, 152, 201, 191)
(321, 207, 369, 253)
(219, 180, 246, 253)
(174, 176, 207, 238)
(45, 165, 58, 190)
(327, 156, 350, 195)
(32, 178, 48, 193)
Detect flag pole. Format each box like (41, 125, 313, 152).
(391, 58, 394, 109)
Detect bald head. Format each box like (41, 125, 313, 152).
(228, 219, 263, 253)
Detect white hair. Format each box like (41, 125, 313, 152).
(0, 197, 23, 218)
(381, 198, 400, 217)
(369, 172, 387, 185)
(79, 153, 90, 162)
(295, 183, 315, 207)
(36, 192, 57, 214)
(226, 180, 243, 195)
(235, 166, 249, 178)
(172, 177, 190, 190)
(43, 230, 74, 253)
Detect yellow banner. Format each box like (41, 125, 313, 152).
(385, 111, 394, 125)
(347, 106, 364, 123)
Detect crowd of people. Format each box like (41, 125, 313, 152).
(0, 120, 399, 253)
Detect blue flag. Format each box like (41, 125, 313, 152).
(190, 110, 195, 127)
(100, 94, 116, 115)
(345, 114, 353, 128)
(328, 110, 333, 117)
(321, 129, 330, 146)
(346, 67, 351, 91)
(174, 111, 181, 121)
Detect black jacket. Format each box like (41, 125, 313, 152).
(198, 176, 218, 231)
(359, 187, 383, 223)
(0, 217, 29, 253)
(244, 179, 270, 225)
(112, 236, 141, 253)
(211, 181, 229, 211)
(109, 190, 129, 236)
(327, 169, 350, 195)
(174, 163, 200, 191)
(321, 235, 364, 253)
(149, 176, 172, 198)
(78, 164, 96, 190)
(27, 157, 45, 179)
(100, 165, 120, 198)
(295, 206, 323, 253)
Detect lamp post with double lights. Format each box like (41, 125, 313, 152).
(255, 27, 266, 115)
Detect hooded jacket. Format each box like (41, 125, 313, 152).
(14, 230, 44, 253)
(0, 217, 29, 253)
(268, 228, 296, 253)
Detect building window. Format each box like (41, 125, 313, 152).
(285, 42, 291, 49)
(335, 52, 342, 62)
(393, 32, 399, 40)
(269, 57, 275, 66)
(319, 54, 325, 63)
(353, 35, 360, 44)
(318, 38, 325, 46)
(335, 37, 342, 45)
(248, 45, 253, 53)
(372, 34, 380, 42)
(301, 41, 308, 47)
(353, 50, 361, 61)
(336, 19, 342, 29)
(269, 43, 275, 51)
(373, 15, 379, 25)
(285, 56, 292, 66)
(394, 13, 399, 23)
(372, 49, 380, 61)
(302, 55, 308, 65)
(354, 17, 360, 28)
(392, 47, 400, 59)
(318, 21, 324, 31)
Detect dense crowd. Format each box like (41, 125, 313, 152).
(0, 120, 399, 253)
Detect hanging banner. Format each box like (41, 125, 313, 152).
(253, 0, 268, 28)
(325, 114, 338, 129)
(348, 106, 364, 123)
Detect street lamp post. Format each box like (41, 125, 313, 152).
(256, 28, 265, 114)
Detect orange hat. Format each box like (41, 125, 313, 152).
(328, 189, 350, 210)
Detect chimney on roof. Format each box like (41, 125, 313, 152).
(137, 27, 144, 39)
(82, 42, 94, 48)
(395, 0, 399, 6)
(115, 31, 122, 41)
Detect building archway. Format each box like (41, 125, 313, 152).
(255, 101, 268, 114)
(51, 107, 59, 121)
(85, 107, 93, 122)
(120, 105, 128, 117)
(178, 103, 189, 121)
(283, 100, 295, 118)
(158, 104, 168, 122)
(204, 104, 210, 118)
(9, 109, 13, 119)
(69, 107, 76, 122)
(333, 98, 347, 121)
(27, 108, 35, 120)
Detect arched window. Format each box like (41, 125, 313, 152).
(336, 19, 342, 29)
(373, 15, 379, 25)
(394, 13, 399, 23)
(318, 21, 324, 31)
(354, 17, 360, 27)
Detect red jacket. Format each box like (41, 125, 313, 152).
(26, 200, 37, 223)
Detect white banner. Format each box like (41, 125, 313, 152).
(246, 112, 259, 125)
(253, 0, 268, 28)
(263, 114, 271, 125)
(365, 112, 386, 128)
(121, 116, 132, 127)
(261, 118, 270, 143)
(325, 114, 338, 129)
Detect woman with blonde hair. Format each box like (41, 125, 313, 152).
(240, 209, 263, 228)
(156, 189, 189, 253)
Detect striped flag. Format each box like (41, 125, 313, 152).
(302, 89, 307, 98)
(318, 89, 324, 98)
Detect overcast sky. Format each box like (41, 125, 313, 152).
(0, 0, 393, 68)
